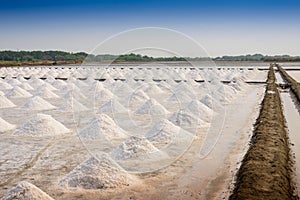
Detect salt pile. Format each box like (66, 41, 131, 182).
(5, 86, 32, 98)
(59, 98, 88, 112)
(135, 98, 169, 115)
(0, 117, 15, 132)
(20, 96, 56, 111)
(145, 119, 193, 145)
(127, 90, 149, 105)
(144, 84, 163, 94)
(98, 99, 127, 113)
(77, 114, 127, 140)
(19, 82, 34, 91)
(59, 153, 134, 189)
(0, 95, 16, 108)
(169, 110, 209, 129)
(186, 100, 213, 117)
(35, 87, 59, 99)
(1, 181, 54, 200)
(111, 136, 161, 160)
(0, 81, 13, 90)
(13, 114, 70, 136)
(94, 88, 114, 100)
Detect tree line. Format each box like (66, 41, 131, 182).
(1, 51, 299, 63)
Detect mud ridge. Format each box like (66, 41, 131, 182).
(277, 64, 300, 103)
(229, 65, 299, 200)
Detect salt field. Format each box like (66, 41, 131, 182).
(0, 64, 271, 199)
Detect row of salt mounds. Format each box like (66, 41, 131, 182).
(59, 153, 135, 189)
(98, 99, 127, 113)
(145, 119, 194, 147)
(77, 114, 128, 140)
(5, 86, 32, 98)
(135, 98, 169, 115)
(13, 114, 70, 136)
(0, 117, 15, 133)
(0, 95, 16, 108)
(20, 96, 56, 111)
(111, 136, 165, 160)
(1, 181, 54, 200)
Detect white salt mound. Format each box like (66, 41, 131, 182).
(94, 88, 114, 100)
(186, 100, 213, 117)
(5, 86, 32, 98)
(135, 98, 168, 115)
(35, 87, 59, 99)
(59, 153, 134, 189)
(145, 119, 191, 145)
(20, 96, 56, 111)
(1, 181, 54, 200)
(111, 136, 160, 160)
(169, 110, 209, 128)
(59, 98, 88, 112)
(13, 114, 69, 136)
(0, 95, 16, 108)
(77, 114, 127, 140)
(98, 99, 127, 113)
(0, 117, 15, 132)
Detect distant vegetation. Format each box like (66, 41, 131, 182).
(1, 51, 300, 67)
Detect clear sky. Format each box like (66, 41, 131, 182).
(0, 0, 300, 57)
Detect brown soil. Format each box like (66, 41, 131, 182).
(230, 65, 299, 200)
(277, 64, 300, 103)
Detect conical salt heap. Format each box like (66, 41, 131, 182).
(77, 114, 127, 140)
(98, 99, 127, 113)
(20, 96, 56, 111)
(59, 98, 88, 112)
(13, 114, 70, 136)
(111, 136, 161, 160)
(1, 181, 54, 200)
(0, 117, 15, 133)
(0, 95, 16, 108)
(145, 119, 193, 145)
(135, 98, 168, 115)
(5, 86, 32, 98)
(59, 153, 135, 189)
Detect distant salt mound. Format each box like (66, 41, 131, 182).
(0, 117, 15, 133)
(169, 110, 209, 129)
(1, 181, 54, 200)
(98, 99, 127, 113)
(20, 96, 56, 111)
(5, 86, 32, 98)
(7, 78, 22, 86)
(144, 84, 163, 94)
(36, 83, 58, 91)
(77, 114, 127, 140)
(62, 89, 87, 100)
(167, 91, 192, 103)
(59, 153, 134, 189)
(186, 100, 213, 117)
(13, 114, 69, 136)
(94, 88, 114, 101)
(135, 98, 168, 115)
(0, 95, 16, 108)
(111, 136, 161, 160)
(19, 82, 34, 91)
(35, 87, 60, 99)
(145, 119, 193, 145)
(51, 79, 67, 89)
(128, 90, 149, 105)
(59, 98, 88, 112)
(0, 81, 13, 90)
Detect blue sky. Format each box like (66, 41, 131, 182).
(0, 0, 300, 56)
